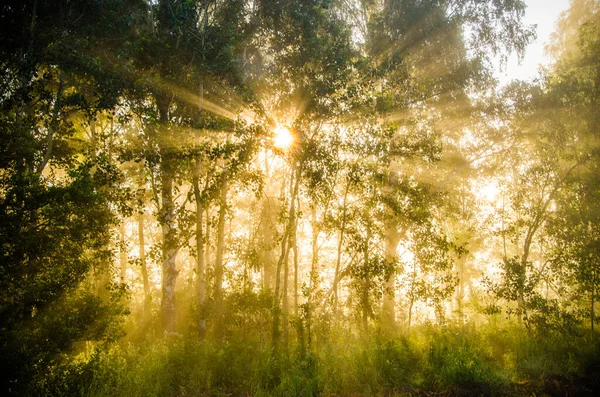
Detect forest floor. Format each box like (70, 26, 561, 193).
(54, 323, 600, 397)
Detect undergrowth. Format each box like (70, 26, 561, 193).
(42, 323, 600, 396)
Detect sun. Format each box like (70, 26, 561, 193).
(273, 125, 294, 149)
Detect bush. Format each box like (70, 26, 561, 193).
(58, 323, 600, 397)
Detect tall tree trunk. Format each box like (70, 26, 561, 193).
(291, 193, 300, 318)
(214, 172, 228, 337)
(283, 233, 290, 346)
(362, 221, 371, 333)
(310, 205, 319, 291)
(159, 156, 178, 333)
(333, 180, 350, 313)
(259, 198, 275, 289)
(192, 159, 206, 337)
(456, 255, 465, 324)
(382, 227, 401, 329)
(283, 195, 299, 345)
(119, 221, 127, 282)
(293, 233, 299, 314)
(273, 164, 300, 348)
(138, 211, 150, 318)
(157, 99, 179, 334)
(408, 259, 417, 334)
(305, 204, 319, 349)
(520, 231, 534, 336)
(205, 206, 211, 269)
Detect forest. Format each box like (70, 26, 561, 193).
(1, 0, 600, 395)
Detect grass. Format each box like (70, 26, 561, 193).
(45, 323, 600, 396)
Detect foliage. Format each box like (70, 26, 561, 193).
(29, 324, 599, 396)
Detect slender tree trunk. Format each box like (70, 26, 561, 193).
(119, 221, 127, 282)
(36, 70, 64, 177)
(157, 100, 179, 334)
(214, 172, 228, 338)
(362, 221, 371, 333)
(293, 235, 299, 314)
(283, 235, 290, 346)
(259, 198, 275, 289)
(408, 259, 417, 334)
(292, 192, 300, 317)
(310, 205, 319, 291)
(520, 233, 534, 336)
(284, 194, 299, 344)
(408, 296, 415, 334)
(305, 205, 319, 349)
(502, 193, 507, 258)
(159, 157, 178, 333)
(456, 256, 465, 324)
(138, 212, 150, 318)
(382, 227, 401, 328)
(333, 181, 350, 313)
(273, 164, 300, 348)
(205, 206, 211, 269)
(192, 159, 206, 337)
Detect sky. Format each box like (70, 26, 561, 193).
(495, 0, 571, 85)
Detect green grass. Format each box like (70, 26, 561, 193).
(45, 324, 600, 396)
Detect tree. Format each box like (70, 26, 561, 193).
(485, 0, 599, 333)
(122, 0, 254, 333)
(0, 0, 137, 392)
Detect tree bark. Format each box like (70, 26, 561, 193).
(192, 158, 206, 337)
(214, 171, 228, 337)
(310, 205, 319, 292)
(456, 255, 466, 324)
(333, 180, 350, 313)
(157, 99, 179, 334)
(293, 232, 299, 314)
(408, 258, 417, 334)
(119, 221, 127, 283)
(138, 211, 150, 318)
(382, 227, 401, 329)
(362, 221, 371, 333)
(273, 164, 300, 348)
(205, 206, 211, 270)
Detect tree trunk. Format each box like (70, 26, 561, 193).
(456, 255, 465, 324)
(293, 234, 299, 314)
(138, 212, 151, 318)
(159, 157, 178, 333)
(408, 259, 417, 334)
(283, 233, 290, 346)
(520, 232, 533, 336)
(157, 100, 179, 334)
(214, 172, 228, 337)
(273, 164, 300, 348)
(333, 180, 350, 313)
(408, 295, 415, 334)
(382, 227, 401, 329)
(259, 198, 276, 289)
(119, 221, 127, 283)
(205, 206, 211, 270)
(192, 159, 206, 338)
(310, 205, 319, 291)
(362, 221, 371, 333)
